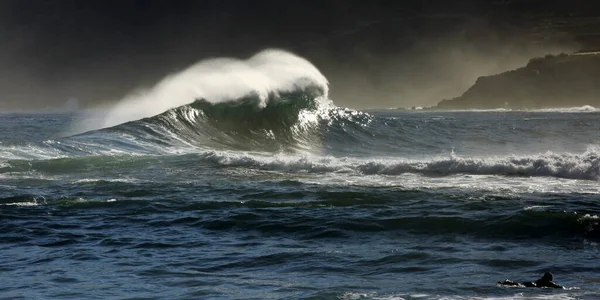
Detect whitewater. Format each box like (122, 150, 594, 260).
(1, 49, 599, 300)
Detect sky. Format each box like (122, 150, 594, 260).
(1, 0, 599, 111)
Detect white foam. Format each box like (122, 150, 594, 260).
(70, 178, 140, 184)
(524, 205, 553, 211)
(0, 142, 69, 161)
(0, 201, 40, 207)
(579, 214, 599, 220)
(359, 148, 600, 180)
(199, 146, 600, 181)
(0, 195, 47, 207)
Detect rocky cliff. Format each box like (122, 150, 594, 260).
(436, 53, 600, 109)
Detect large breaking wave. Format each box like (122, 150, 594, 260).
(62, 49, 350, 153)
(0, 46, 373, 159)
(75, 49, 329, 133)
(116, 84, 338, 152)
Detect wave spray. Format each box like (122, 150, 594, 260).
(75, 49, 329, 133)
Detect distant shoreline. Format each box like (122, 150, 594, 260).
(434, 52, 600, 110)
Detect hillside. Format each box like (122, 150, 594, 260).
(436, 53, 600, 109)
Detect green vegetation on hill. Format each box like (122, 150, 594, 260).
(436, 53, 600, 109)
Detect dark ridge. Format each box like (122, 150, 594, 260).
(436, 53, 600, 109)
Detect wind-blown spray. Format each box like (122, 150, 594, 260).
(75, 49, 329, 133)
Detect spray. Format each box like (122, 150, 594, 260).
(74, 49, 329, 133)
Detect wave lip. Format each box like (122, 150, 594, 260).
(122, 82, 333, 152)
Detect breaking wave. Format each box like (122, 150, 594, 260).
(131, 84, 334, 152)
(195, 146, 600, 180)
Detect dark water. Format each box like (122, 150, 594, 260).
(1, 94, 600, 299)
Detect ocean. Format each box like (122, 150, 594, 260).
(1, 50, 599, 299)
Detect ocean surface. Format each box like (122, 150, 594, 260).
(1, 51, 599, 299)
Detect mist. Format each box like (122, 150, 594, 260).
(0, 0, 592, 112)
(320, 25, 575, 109)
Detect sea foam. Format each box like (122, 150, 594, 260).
(197, 146, 600, 181)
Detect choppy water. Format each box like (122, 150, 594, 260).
(1, 50, 599, 299)
(2, 105, 599, 300)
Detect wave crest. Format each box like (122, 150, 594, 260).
(74, 49, 329, 133)
(134, 84, 332, 152)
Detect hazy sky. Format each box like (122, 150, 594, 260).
(0, 0, 598, 110)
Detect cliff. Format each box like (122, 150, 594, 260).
(436, 53, 600, 109)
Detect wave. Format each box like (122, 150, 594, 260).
(0, 86, 373, 161)
(2, 50, 599, 163)
(0, 93, 373, 160)
(358, 149, 600, 180)
(40, 48, 353, 154)
(195, 146, 600, 180)
(73, 49, 329, 133)
(533, 105, 599, 113)
(3, 143, 598, 181)
(132, 84, 334, 152)
(70, 75, 377, 154)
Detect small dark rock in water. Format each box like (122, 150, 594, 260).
(497, 272, 564, 289)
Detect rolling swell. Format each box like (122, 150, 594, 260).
(3, 141, 598, 181)
(2, 191, 598, 241)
